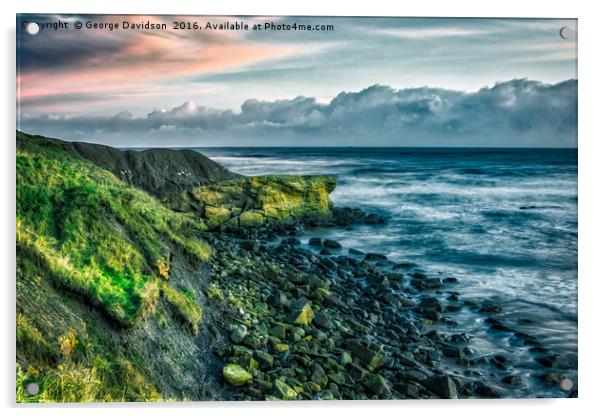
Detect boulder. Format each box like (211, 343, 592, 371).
(346, 339, 384, 371)
(314, 311, 334, 329)
(422, 375, 458, 399)
(239, 210, 265, 227)
(222, 364, 252, 387)
(230, 325, 248, 344)
(308, 237, 323, 247)
(323, 239, 342, 249)
(273, 378, 298, 400)
(254, 350, 275, 370)
(288, 299, 314, 325)
(364, 375, 391, 397)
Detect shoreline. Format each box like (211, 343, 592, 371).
(203, 214, 576, 400)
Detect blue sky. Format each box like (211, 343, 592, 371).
(17, 15, 577, 147)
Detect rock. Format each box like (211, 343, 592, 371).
(240, 240, 260, 252)
(346, 339, 384, 371)
(441, 344, 465, 359)
(255, 379, 273, 392)
(205, 206, 231, 227)
(274, 343, 289, 352)
(419, 296, 443, 311)
(267, 291, 288, 307)
(273, 378, 298, 400)
(423, 278, 443, 289)
(365, 253, 387, 261)
(320, 248, 332, 255)
(422, 375, 459, 399)
(254, 350, 275, 370)
(502, 374, 522, 385)
(349, 248, 364, 255)
(323, 239, 342, 249)
(289, 299, 314, 325)
(470, 381, 502, 398)
(364, 213, 385, 224)
(311, 363, 327, 386)
(314, 311, 334, 329)
(479, 302, 502, 313)
(536, 355, 557, 368)
(269, 323, 287, 339)
(239, 210, 265, 227)
(364, 375, 391, 397)
(222, 364, 252, 387)
(308, 237, 323, 247)
(230, 325, 248, 344)
(346, 362, 368, 380)
(282, 237, 301, 246)
(340, 351, 353, 366)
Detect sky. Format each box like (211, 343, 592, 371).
(17, 15, 577, 147)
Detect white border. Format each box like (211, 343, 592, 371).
(3, 1, 600, 415)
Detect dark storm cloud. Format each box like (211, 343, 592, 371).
(19, 79, 577, 147)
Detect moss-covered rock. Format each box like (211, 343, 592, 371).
(289, 299, 314, 326)
(273, 378, 298, 400)
(169, 175, 336, 230)
(222, 364, 252, 387)
(238, 210, 265, 227)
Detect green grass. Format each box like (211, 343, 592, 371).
(17, 132, 211, 325)
(160, 281, 203, 335)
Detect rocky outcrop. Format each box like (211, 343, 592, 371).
(166, 175, 337, 230)
(17, 131, 240, 199)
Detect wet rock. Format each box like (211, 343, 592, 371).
(502, 374, 522, 385)
(323, 239, 342, 249)
(484, 317, 513, 332)
(349, 248, 365, 255)
(223, 364, 253, 387)
(282, 237, 301, 246)
(479, 302, 502, 313)
(422, 375, 459, 399)
(441, 344, 465, 359)
(419, 296, 443, 311)
(320, 248, 332, 255)
(240, 240, 260, 252)
(308, 237, 323, 247)
(365, 213, 385, 225)
(365, 253, 387, 261)
(536, 355, 558, 368)
(470, 381, 502, 398)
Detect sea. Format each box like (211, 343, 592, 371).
(195, 147, 578, 397)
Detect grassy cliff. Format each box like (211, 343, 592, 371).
(15, 131, 338, 402)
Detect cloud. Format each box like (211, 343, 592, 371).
(373, 27, 492, 39)
(19, 79, 577, 147)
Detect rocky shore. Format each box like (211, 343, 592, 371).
(199, 209, 567, 400)
(16, 131, 575, 401)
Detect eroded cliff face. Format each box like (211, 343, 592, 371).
(166, 175, 337, 230)
(15, 131, 339, 402)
